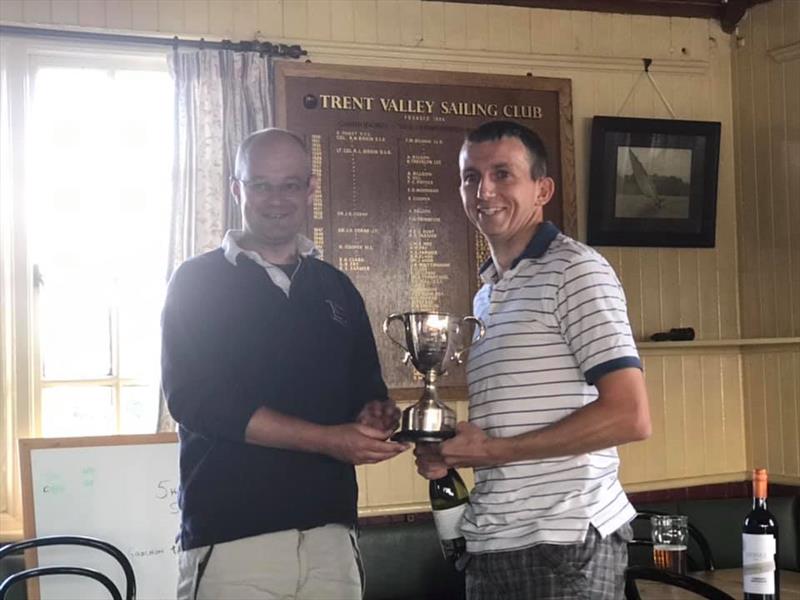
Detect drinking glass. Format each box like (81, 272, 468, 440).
(651, 515, 688, 575)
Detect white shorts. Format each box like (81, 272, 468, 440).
(177, 523, 363, 600)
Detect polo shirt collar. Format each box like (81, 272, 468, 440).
(222, 230, 321, 267)
(479, 221, 560, 283)
(222, 231, 321, 297)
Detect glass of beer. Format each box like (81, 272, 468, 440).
(651, 515, 688, 575)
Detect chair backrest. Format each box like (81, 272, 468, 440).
(0, 536, 135, 600)
(624, 566, 735, 600)
(0, 566, 121, 600)
(630, 510, 716, 571)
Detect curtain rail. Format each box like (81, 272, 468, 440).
(0, 25, 307, 58)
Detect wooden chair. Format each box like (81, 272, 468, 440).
(0, 535, 136, 600)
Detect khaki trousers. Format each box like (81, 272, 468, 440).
(177, 524, 363, 600)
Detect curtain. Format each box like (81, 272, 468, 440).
(157, 49, 273, 433)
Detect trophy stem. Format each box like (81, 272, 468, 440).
(392, 369, 456, 443)
(421, 371, 440, 404)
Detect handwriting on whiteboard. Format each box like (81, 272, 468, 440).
(156, 479, 180, 514)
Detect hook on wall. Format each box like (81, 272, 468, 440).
(615, 57, 677, 118)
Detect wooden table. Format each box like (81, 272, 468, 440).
(637, 568, 800, 599)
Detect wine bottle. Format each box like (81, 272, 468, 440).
(430, 468, 469, 566)
(742, 468, 780, 599)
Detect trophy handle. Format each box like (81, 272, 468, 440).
(452, 316, 486, 365)
(382, 313, 412, 364)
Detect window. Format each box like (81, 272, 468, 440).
(0, 36, 173, 535)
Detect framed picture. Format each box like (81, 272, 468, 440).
(587, 116, 721, 247)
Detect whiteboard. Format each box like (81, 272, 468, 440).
(19, 433, 180, 600)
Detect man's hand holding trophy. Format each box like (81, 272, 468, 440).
(382, 312, 485, 443)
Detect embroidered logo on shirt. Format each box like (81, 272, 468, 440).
(325, 299, 348, 326)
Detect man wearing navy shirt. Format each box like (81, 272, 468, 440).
(162, 128, 406, 600)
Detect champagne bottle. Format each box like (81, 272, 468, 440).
(742, 468, 780, 599)
(430, 468, 469, 566)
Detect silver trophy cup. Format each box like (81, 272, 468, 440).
(383, 312, 485, 443)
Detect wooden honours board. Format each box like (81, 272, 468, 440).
(19, 434, 179, 600)
(275, 63, 576, 391)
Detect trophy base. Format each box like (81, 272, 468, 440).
(391, 429, 456, 443)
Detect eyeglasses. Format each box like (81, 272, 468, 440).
(239, 178, 309, 197)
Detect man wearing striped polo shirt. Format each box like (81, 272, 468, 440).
(416, 120, 651, 599)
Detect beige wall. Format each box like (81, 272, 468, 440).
(2, 0, 797, 509)
(732, 0, 800, 485)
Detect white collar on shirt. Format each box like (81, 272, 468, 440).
(221, 230, 321, 296)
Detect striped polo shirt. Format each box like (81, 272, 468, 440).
(461, 221, 641, 554)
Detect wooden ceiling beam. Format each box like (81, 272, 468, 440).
(429, 0, 769, 33)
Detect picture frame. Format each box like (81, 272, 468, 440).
(276, 62, 576, 390)
(587, 116, 721, 247)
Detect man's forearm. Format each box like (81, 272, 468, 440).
(494, 392, 651, 463)
(245, 405, 409, 465)
(446, 368, 651, 468)
(244, 406, 329, 453)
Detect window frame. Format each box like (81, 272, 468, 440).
(0, 34, 172, 540)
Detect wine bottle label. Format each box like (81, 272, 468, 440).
(433, 503, 467, 542)
(742, 533, 776, 594)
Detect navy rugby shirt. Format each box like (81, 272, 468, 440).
(161, 248, 387, 549)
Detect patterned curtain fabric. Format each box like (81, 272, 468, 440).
(157, 49, 273, 432)
(167, 48, 273, 274)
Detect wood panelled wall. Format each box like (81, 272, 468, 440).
(0, 3, 740, 341)
(732, 1, 800, 485)
(742, 347, 800, 484)
(619, 350, 747, 491)
(3, 0, 797, 505)
(733, 1, 800, 340)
